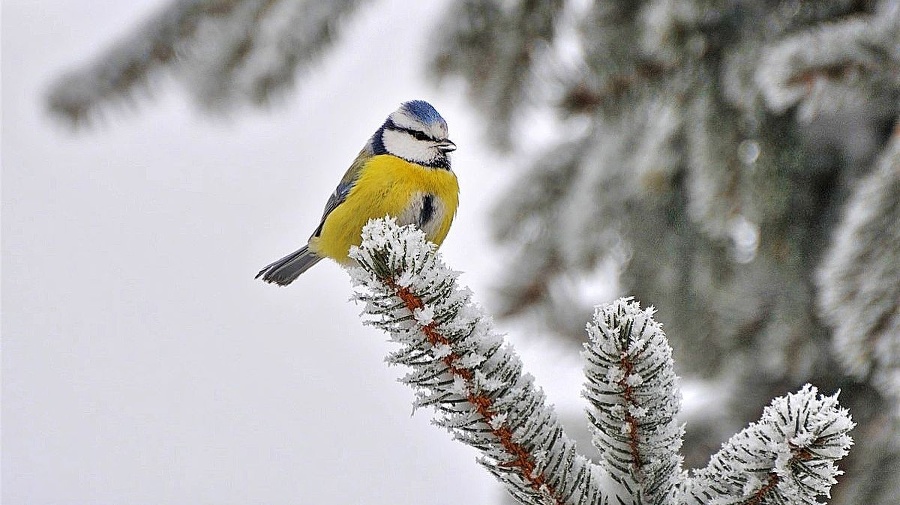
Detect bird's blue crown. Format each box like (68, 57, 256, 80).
(400, 100, 446, 129)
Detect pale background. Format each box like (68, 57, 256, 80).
(2, 1, 589, 504)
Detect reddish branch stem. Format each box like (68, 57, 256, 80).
(618, 355, 644, 476)
(745, 445, 814, 504)
(745, 473, 780, 505)
(386, 278, 564, 505)
(787, 61, 873, 91)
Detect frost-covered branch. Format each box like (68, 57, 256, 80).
(817, 135, 900, 414)
(349, 218, 607, 505)
(683, 384, 855, 504)
(430, 0, 565, 147)
(47, 0, 364, 125)
(583, 298, 683, 503)
(755, 6, 900, 119)
(347, 218, 853, 505)
(48, 0, 241, 124)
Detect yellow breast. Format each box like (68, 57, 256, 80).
(310, 155, 459, 264)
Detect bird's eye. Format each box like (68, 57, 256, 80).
(410, 130, 433, 142)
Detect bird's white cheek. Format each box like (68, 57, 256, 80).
(382, 129, 434, 164)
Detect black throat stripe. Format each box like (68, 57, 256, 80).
(419, 194, 435, 227)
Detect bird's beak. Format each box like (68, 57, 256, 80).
(437, 139, 457, 152)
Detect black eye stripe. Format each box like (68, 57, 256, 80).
(387, 121, 435, 141)
(410, 130, 432, 141)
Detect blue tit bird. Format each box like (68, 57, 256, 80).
(256, 100, 458, 286)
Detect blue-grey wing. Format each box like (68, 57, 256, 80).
(312, 147, 373, 237)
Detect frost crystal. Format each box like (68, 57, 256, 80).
(413, 305, 435, 326)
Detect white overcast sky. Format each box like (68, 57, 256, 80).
(2, 1, 593, 504)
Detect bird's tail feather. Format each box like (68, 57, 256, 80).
(256, 246, 322, 286)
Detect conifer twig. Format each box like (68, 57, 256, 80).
(349, 218, 606, 505)
(583, 298, 684, 503)
(683, 384, 855, 504)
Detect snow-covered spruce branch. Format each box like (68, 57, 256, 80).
(47, 0, 241, 124)
(348, 218, 854, 505)
(683, 385, 855, 504)
(755, 7, 900, 119)
(583, 299, 683, 503)
(349, 218, 607, 505)
(817, 135, 900, 416)
(47, 0, 363, 125)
